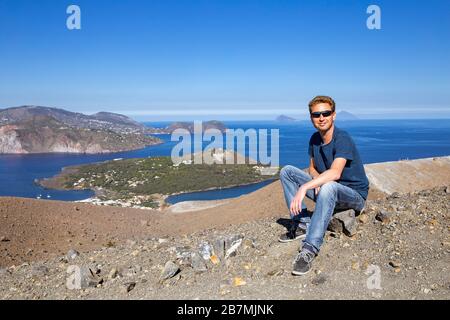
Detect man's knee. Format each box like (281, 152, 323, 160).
(280, 165, 296, 180)
(319, 181, 338, 196)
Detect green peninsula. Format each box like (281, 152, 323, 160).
(38, 155, 278, 209)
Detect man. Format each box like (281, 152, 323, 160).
(278, 95, 369, 275)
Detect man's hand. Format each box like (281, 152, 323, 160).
(290, 186, 307, 215)
(315, 186, 321, 196)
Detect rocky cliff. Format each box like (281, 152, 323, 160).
(0, 107, 162, 154)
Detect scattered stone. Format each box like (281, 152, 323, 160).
(67, 266, 102, 289)
(446, 186, 450, 194)
(243, 238, 256, 249)
(225, 238, 243, 259)
(213, 238, 225, 259)
(375, 211, 391, 224)
(267, 268, 284, 277)
(390, 192, 401, 199)
(123, 282, 136, 293)
(327, 218, 343, 233)
(210, 255, 220, 265)
(163, 273, 182, 287)
(423, 288, 431, 294)
(0, 236, 10, 242)
(329, 232, 340, 239)
(211, 234, 245, 259)
(358, 214, 369, 224)
(108, 268, 119, 280)
(190, 253, 207, 273)
(232, 277, 246, 287)
(67, 249, 80, 260)
(334, 209, 358, 236)
(224, 234, 244, 250)
(31, 265, 49, 277)
(389, 261, 402, 268)
(175, 246, 192, 265)
(198, 241, 213, 260)
(131, 250, 140, 257)
(160, 261, 179, 281)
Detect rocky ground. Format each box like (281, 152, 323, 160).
(1, 186, 448, 300)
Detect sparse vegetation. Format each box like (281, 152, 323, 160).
(39, 156, 278, 208)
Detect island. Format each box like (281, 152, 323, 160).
(37, 149, 278, 209)
(336, 111, 359, 121)
(275, 115, 297, 122)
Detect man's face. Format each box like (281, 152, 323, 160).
(310, 103, 336, 132)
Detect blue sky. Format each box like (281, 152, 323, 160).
(0, 0, 449, 120)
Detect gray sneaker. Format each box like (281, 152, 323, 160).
(278, 227, 307, 243)
(292, 249, 315, 276)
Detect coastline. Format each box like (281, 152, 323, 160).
(34, 155, 450, 210)
(0, 134, 164, 155)
(36, 156, 277, 209)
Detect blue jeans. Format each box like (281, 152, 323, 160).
(279, 165, 366, 254)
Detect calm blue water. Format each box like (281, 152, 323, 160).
(165, 179, 275, 204)
(1, 119, 449, 202)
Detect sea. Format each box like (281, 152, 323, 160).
(1, 119, 449, 204)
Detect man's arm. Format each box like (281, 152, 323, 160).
(290, 157, 347, 215)
(309, 157, 320, 179)
(309, 157, 321, 196)
(303, 157, 346, 190)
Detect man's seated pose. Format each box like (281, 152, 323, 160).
(279, 96, 369, 276)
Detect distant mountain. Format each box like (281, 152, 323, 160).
(0, 106, 162, 154)
(90, 111, 147, 130)
(0, 106, 154, 134)
(337, 111, 359, 121)
(276, 115, 297, 122)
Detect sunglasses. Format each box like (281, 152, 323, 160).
(310, 110, 333, 118)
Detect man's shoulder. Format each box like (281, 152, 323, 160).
(309, 131, 321, 145)
(334, 127, 354, 143)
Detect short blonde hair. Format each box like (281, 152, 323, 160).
(308, 96, 336, 113)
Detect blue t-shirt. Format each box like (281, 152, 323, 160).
(308, 127, 369, 200)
